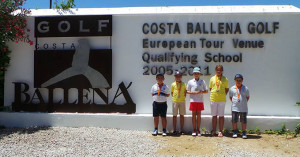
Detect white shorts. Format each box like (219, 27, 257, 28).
(172, 102, 186, 116)
(210, 102, 225, 116)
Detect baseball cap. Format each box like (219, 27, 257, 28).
(193, 67, 202, 74)
(234, 74, 243, 80)
(174, 71, 182, 76)
(156, 73, 164, 78)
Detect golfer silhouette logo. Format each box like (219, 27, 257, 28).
(41, 39, 110, 89)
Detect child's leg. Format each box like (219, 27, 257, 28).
(210, 102, 218, 133)
(232, 122, 237, 130)
(196, 111, 201, 131)
(162, 117, 167, 129)
(241, 112, 247, 132)
(173, 116, 177, 131)
(218, 102, 226, 133)
(192, 111, 197, 131)
(180, 115, 184, 131)
(212, 116, 217, 132)
(232, 111, 239, 131)
(242, 122, 247, 131)
(172, 102, 178, 132)
(179, 102, 186, 132)
(219, 116, 224, 133)
(154, 117, 159, 129)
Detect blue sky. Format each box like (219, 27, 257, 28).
(23, 0, 300, 9)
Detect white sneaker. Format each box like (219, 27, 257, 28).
(232, 133, 238, 138)
(197, 131, 201, 136)
(192, 131, 197, 136)
(152, 129, 158, 136)
(242, 131, 247, 139)
(162, 130, 167, 136)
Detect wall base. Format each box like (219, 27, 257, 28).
(0, 112, 299, 131)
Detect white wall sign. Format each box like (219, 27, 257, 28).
(4, 6, 300, 116)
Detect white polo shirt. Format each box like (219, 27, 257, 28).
(151, 83, 170, 102)
(187, 78, 208, 102)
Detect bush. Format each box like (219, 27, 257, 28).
(0, 0, 32, 106)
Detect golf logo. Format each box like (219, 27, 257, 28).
(41, 39, 110, 88)
(12, 15, 136, 113)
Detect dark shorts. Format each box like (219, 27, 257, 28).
(232, 111, 247, 123)
(153, 101, 167, 117)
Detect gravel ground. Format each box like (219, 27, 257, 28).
(0, 127, 163, 156)
(0, 127, 299, 156)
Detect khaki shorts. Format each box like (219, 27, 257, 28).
(172, 102, 186, 116)
(210, 102, 225, 116)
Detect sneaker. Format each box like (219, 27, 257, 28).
(173, 131, 178, 135)
(162, 130, 167, 136)
(232, 130, 238, 138)
(242, 131, 247, 139)
(152, 129, 158, 136)
(180, 131, 185, 135)
(192, 131, 197, 136)
(197, 131, 201, 136)
(211, 130, 216, 136)
(218, 132, 223, 137)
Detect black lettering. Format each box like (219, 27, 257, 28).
(13, 82, 30, 105)
(248, 22, 255, 34)
(211, 23, 216, 34)
(258, 41, 264, 48)
(234, 23, 241, 34)
(205, 53, 212, 62)
(30, 89, 45, 104)
(151, 23, 158, 34)
(257, 22, 264, 34)
(143, 39, 148, 48)
(167, 23, 173, 34)
(142, 52, 150, 63)
(174, 23, 180, 34)
(187, 23, 193, 34)
(218, 23, 224, 34)
(142, 23, 149, 34)
(159, 23, 165, 34)
(273, 22, 279, 33)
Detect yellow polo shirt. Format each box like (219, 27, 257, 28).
(209, 75, 229, 102)
(171, 81, 186, 102)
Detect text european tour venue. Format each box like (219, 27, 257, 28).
(1, 5, 300, 131)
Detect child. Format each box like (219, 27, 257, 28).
(209, 65, 229, 137)
(187, 67, 208, 136)
(151, 73, 170, 136)
(229, 74, 250, 139)
(171, 71, 186, 134)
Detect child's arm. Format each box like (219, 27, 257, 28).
(170, 84, 174, 97)
(225, 78, 229, 95)
(229, 88, 233, 101)
(186, 90, 195, 94)
(201, 80, 208, 94)
(201, 90, 208, 94)
(225, 88, 229, 95)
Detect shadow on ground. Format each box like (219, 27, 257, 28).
(0, 126, 51, 140)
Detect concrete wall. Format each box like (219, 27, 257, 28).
(1, 112, 299, 131)
(4, 6, 300, 118)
